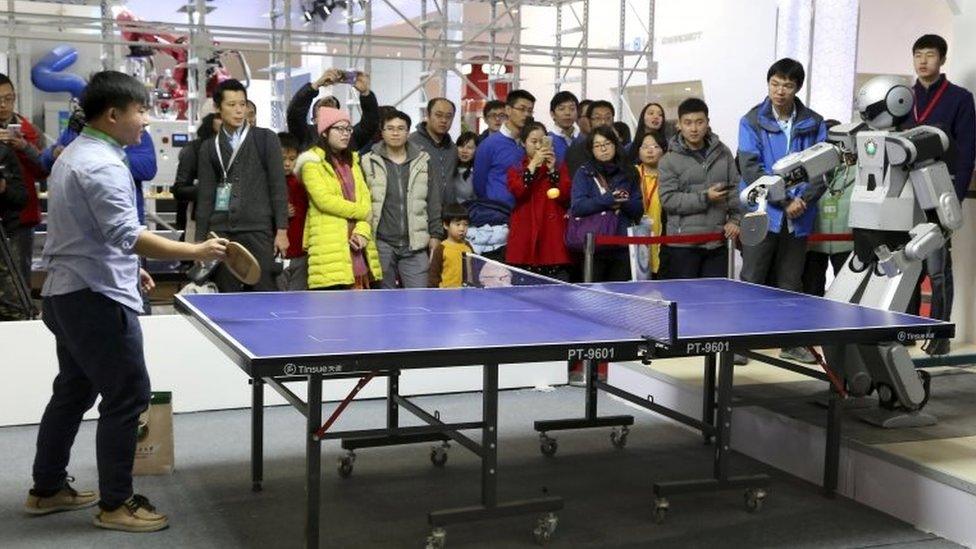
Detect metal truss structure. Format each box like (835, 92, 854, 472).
(1, 0, 657, 129)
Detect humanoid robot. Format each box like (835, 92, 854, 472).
(739, 75, 963, 428)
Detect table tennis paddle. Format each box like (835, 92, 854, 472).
(209, 232, 262, 286)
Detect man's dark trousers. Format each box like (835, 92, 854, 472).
(33, 289, 150, 509)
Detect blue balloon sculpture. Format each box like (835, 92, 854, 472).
(31, 45, 88, 99)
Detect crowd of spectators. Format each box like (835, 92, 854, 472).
(1, 34, 973, 364)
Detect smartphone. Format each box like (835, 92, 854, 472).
(3, 123, 20, 137)
(342, 70, 359, 85)
(541, 135, 553, 150)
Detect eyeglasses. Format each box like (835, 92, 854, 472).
(639, 144, 662, 152)
(589, 115, 613, 123)
(0, 94, 15, 106)
(487, 112, 508, 120)
(510, 105, 534, 115)
(330, 126, 354, 134)
(592, 141, 614, 151)
(383, 126, 408, 133)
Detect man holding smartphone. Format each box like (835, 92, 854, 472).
(658, 98, 740, 279)
(0, 73, 45, 285)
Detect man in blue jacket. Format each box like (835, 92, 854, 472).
(737, 58, 827, 364)
(471, 89, 534, 260)
(903, 34, 975, 356)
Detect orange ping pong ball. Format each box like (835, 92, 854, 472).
(546, 187, 560, 199)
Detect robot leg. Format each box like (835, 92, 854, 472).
(852, 264, 935, 427)
(823, 254, 873, 394)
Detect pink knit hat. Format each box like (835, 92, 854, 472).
(316, 107, 351, 135)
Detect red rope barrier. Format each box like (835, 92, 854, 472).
(594, 232, 853, 247)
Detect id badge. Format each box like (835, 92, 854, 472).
(215, 184, 231, 212)
(821, 193, 838, 220)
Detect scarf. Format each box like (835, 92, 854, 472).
(332, 157, 371, 288)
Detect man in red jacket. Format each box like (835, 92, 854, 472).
(0, 73, 46, 283)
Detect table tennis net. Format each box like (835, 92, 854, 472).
(463, 254, 676, 346)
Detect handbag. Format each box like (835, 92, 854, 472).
(564, 174, 621, 252)
(565, 210, 620, 252)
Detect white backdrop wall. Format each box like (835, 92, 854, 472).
(519, 0, 780, 153)
(0, 316, 565, 428)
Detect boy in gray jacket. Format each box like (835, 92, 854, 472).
(658, 98, 740, 279)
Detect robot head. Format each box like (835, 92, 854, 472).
(855, 75, 914, 130)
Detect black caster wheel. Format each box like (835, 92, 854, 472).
(425, 527, 446, 549)
(532, 512, 558, 545)
(337, 452, 356, 478)
(744, 488, 766, 513)
(430, 443, 449, 468)
(610, 426, 630, 449)
(539, 434, 558, 457)
(653, 497, 669, 524)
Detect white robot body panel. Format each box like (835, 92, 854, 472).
(848, 131, 922, 232)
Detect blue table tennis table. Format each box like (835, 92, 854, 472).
(176, 277, 952, 548)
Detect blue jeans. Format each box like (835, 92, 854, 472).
(33, 290, 150, 509)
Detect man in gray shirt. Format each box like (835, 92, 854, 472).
(29, 71, 225, 533)
(363, 110, 442, 288)
(409, 97, 457, 205)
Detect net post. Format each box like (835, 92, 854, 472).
(584, 232, 596, 283)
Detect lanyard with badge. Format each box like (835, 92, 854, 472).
(214, 125, 249, 212)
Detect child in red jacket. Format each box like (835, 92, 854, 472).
(278, 132, 308, 290)
(505, 121, 572, 280)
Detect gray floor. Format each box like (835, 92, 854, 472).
(0, 387, 961, 548)
(735, 366, 976, 445)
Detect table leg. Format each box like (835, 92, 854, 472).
(824, 387, 842, 497)
(305, 374, 322, 549)
(482, 362, 498, 507)
(252, 377, 264, 492)
(702, 354, 717, 445)
(388, 369, 400, 430)
(714, 351, 734, 481)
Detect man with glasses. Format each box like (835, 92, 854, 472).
(477, 99, 507, 144)
(362, 110, 442, 288)
(471, 89, 537, 260)
(736, 58, 826, 364)
(195, 79, 289, 292)
(566, 99, 615, 178)
(410, 98, 458, 207)
(548, 90, 580, 164)
(0, 73, 48, 284)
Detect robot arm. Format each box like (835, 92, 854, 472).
(892, 126, 964, 232)
(738, 141, 844, 246)
(874, 125, 962, 277)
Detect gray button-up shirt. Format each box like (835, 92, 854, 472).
(41, 128, 144, 312)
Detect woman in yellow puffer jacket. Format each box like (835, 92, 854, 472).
(299, 107, 382, 289)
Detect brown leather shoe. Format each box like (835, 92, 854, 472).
(24, 479, 98, 515)
(93, 494, 169, 533)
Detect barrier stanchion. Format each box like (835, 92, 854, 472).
(726, 237, 736, 279)
(583, 232, 596, 283)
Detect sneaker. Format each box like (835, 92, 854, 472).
(24, 478, 97, 516)
(779, 347, 817, 364)
(733, 354, 750, 365)
(93, 494, 168, 533)
(921, 338, 950, 356)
